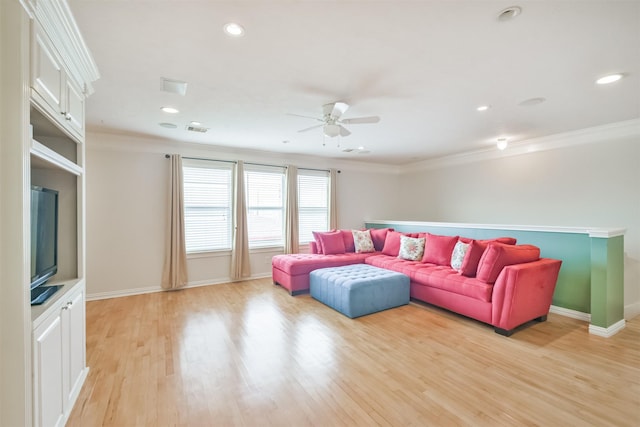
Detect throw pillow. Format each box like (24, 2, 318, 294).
(318, 231, 346, 255)
(340, 229, 356, 253)
(369, 227, 393, 251)
(422, 233, 459, 266)
(381, 231, 404, 256)
(450, 240, 470, 271)
(459, 240, 485, 277)
(398, 235, 425, 261)
(352, 229, 375, 253)
(476, 243, 541, 284)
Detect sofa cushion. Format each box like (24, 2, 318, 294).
(476, 243, 541, 284)
(340, 229, 356, 253)
(422, 233, 459, 266)
(450, 240, 470, 271)
(369, 228, 393, 251)
(365, 255, 427, 280)
(413, 266, 494, 302)
(318, 231, 346, 255)
(272, 252, 372, 276)
(460, 237, 517, 246)
(398, 235, 425, 261)
(312, 230, 332, 254)
(352, 229, 376, 253)
(381, 231, 403, 256)
(457, 237, 518, 277)
(459, 240, 485, 277)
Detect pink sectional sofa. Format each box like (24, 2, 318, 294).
(272, 228, 562, 336)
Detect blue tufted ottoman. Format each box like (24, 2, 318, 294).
(310, 264, 410, 318)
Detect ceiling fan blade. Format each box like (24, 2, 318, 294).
(340, 116, 380, 125)
(338, 125, 351, 137)
(297, 124, 324, 133)
(287, 113, 323, 122)
(330, 102, 349, 119)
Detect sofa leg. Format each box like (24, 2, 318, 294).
(494, 327, 513, 337)
(536, 315, 548, 322)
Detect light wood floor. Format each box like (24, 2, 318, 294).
(68, 278, 640, 426)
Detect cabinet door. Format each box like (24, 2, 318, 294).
(31, 27, 64, 118)
(64, 79, 85, 138)
(33, 313, 65, 427)
(62, 288, 86, 411)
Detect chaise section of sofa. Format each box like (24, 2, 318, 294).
(272, 252, 376, 295)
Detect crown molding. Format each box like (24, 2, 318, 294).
(404, 118, 640, 173)
(86, 131, 402, 175)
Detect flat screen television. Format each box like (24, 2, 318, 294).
(30, 185, 61, 305)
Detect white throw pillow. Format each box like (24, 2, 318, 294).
(352, 229, 375, 253)
(398, 235, 426, 261)
(450, 240, 471, 271)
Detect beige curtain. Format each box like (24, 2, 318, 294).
(284, 165, 299, 254)
(329, 168, 338, 230)
(230, 160, 251, 280)
(161, 154, 188, 290)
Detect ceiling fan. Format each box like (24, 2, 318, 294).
(289, 102, 380, 138)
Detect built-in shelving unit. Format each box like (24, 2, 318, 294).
(0, 0, 98, 425)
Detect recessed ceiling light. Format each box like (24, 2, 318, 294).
(497, 137, 508, 150)
(190, 121, 202, 126)
(498, 6, 522, 21)
(224, 22, 245, 37)
(596, 73, 624, 85)
(161, 106, 179, 114)
(159, 122, 177, 129)
(477, 105, 490, 112)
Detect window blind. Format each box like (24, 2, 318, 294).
(182, 160, 233, 252)
(244, 166, 285, 248)
(298, 170, 329, 243)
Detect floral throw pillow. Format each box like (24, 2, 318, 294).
(352, 229, 375, 253)
(398, 235, 426, 261)
(451, 240, 470, 271)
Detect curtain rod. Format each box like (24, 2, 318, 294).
(165, 154, 339, 173)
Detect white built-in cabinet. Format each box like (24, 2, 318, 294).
(32, 281, 86, 427)
(31, 21, 85, 141)
(24, 0, 98, 426)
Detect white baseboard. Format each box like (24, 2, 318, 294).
(625, 301, 640, 320)
(588, 319, 626, 338)
(549, 305, 628, 337)
(549, 305, 591, 322)
(86, 273, 273, 301)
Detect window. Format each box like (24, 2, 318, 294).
(298, 170, 329, 244)
(182, 159, 233, 253)
(245, 166, 285, 248)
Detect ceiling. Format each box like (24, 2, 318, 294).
(68, 0, 640, 165)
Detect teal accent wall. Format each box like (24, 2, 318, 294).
(365, 221, 624, 328)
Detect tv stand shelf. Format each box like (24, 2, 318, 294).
(31, 278, 83, 326)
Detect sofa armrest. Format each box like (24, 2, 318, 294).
(309, 241, 319, 254)
(491, 258, 562, 332)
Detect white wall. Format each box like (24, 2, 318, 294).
(85, 132, 403, 298)
(398, 130, 640, 318)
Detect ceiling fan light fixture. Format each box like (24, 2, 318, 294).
(323, 124, 341, 138)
